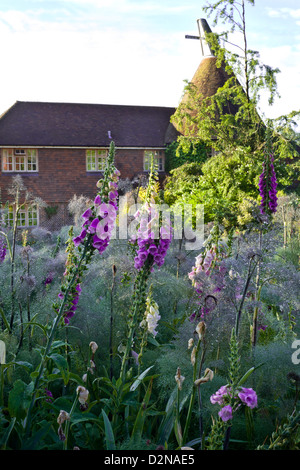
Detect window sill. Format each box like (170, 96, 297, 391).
(1, 171, 39, 175)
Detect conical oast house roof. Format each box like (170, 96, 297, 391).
(185, 56, 233, 104)
(172, 19, 240, 135)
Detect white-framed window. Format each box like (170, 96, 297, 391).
(86, 149, 108, 172)
(5, 205, 39, 228)
(143, 150, 164, 172)
(2, 149, 38, 172)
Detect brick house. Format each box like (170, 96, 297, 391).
(0, 101, 179, 229)
(0, 19, 239, 231)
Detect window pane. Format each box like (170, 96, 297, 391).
(6, 207, 14, 227)
(144, 152, 151, 171)
(6, 205, 39, 228)
(17, 210, 26, 227)
(28, 206, 38, 226)
(87, 156, 96, 171)
(27, 156, 37, 171)
(97, 157, 106, 171)
(97, 150, 107, 171)
(3, 155, 13, 171)
(86, 149, 108, 171)
(27, 149, 37, 171)
(15, 156, 25, 171)
(2, 150, 13, 171)
(157, 157, 163, 171)
(144, 151, 164, 172)
(2, 149, 38, 172)
(86, 150, 96, 171)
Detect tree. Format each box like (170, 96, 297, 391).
(168, 0, 299, 224)
(173, 0, 283, 154)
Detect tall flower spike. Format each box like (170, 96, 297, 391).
(73, 140, 120, 254)
(56, 142, 120, 325)
(259, 127, 278, 215)
(0, 235, 7, 263)
(130, 153, 172, 272)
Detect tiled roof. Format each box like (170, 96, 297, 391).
(172, 56, 240, 135)
(0, 101, 179, 147)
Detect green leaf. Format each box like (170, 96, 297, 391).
(0, 308, 10, 333)
(21, 421, 52, 450)
(48, 353, 69, 385)
(157, 386, 181, 446)
(147, 336, 160, 347)
(237, 362, 264, 387)
(51, 340, 67, 348)
(0, 417, 16, 450)
(130, 366, 154, 391)
(130, 377, 153, 446)
(68, 372, 86, 385)
(70, 412, 100, 426)
(174, 416, 183, 448)
(8, 380, 34, 420)
(102, 409, 116, 450)
(13, 361, 34, 372)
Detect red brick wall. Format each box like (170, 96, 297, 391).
(0, 147, 166, 230)
(0, 147, 165, 204)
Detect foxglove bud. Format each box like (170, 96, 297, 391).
(196, 321, 206, 340)
(89, 341, 98, 354)
(76, 386, 89, 405)
(175, 367, 185, 390)
(194, 368, 214, 386)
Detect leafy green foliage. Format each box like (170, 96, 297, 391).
(8, 380, 34, 421)
(169, 0, 299, 225)
(165, 140, 209, 173)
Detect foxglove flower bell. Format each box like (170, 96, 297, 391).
(131, 206, 172, 271)
(259, 153, 278, 215)
(0, 236, 7, 263)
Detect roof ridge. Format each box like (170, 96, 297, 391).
(14, 100, 176, 110)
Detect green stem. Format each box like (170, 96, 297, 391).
(251, 284, 262, 348)
(63, 393, 79, 450)
(235, 255, 259, 337)
(251, 228, 263, 348)
(109, 266, 116, 380)
(182, 337, 203, 446)
(0, 231, 13, 333)
(120, 264, 151, 382)
(0, 364, 4, 407)
(24, 243, 89, 438)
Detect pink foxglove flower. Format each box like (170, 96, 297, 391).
(131, 206, 172, 271)
(0, 236, 7, 263)
(238, 387, 258, 409)
(210, 385, 230, 405)
(218, 405, 233, 422)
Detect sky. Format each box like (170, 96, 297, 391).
(0, 0, 299, 125)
